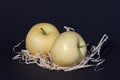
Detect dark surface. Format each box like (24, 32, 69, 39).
(0, 0, 120, 80)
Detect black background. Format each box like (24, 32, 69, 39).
(0, 0, 120, 80)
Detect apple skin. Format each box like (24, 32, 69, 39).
(50, 31, 87, 66)
(25, 23, 59, 55)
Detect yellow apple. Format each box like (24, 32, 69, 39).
(50, 31, 87, 66)
(25, 23, 59, 55)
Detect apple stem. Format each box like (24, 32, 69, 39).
(41, 28, 46, 35)
(79, 44, 89, 48)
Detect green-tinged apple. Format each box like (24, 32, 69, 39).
(50, 31, 87, 66)
(26, 23, 59, 55)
